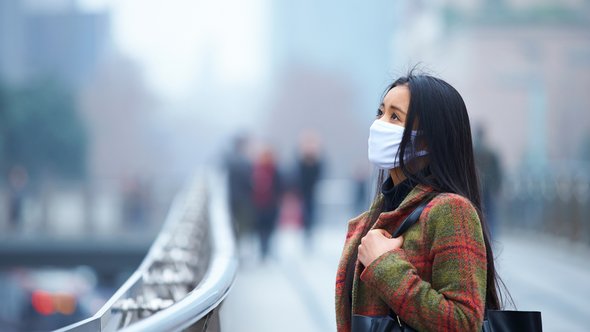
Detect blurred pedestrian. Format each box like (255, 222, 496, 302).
(8, 165, 28, 230)
(352, 163, 370, 215)
(225, 134, 254, 241)
(335, 72, 507, 331)
(252, 147, 282, 261)
(122, 178, 148, 228)
(296, 132, 323, 247)
(474, 125, 503, 238)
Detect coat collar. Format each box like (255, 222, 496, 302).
(378, 184, 433, 218)
(371, 184, 434, 230)
(343, 184, 435, 238)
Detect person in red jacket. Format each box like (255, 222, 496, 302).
(252, 146, 283, 261)
(335, 72, 508, 332)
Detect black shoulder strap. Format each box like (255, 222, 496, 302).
(391, 194, 436, 238)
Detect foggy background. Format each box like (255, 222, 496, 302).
(0, 0, 589, 331)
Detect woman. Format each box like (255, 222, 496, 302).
(335, 73, 503, 332)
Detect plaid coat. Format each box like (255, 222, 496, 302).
(335, 184, 487, 332)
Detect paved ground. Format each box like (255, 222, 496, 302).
(494, 231, 590, 331)
(221, 212, 590, 332)
(220, 224, 344, 332)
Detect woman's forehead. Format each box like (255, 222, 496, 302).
(383, 85, 410, 109)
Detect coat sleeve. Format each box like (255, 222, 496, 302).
(359, 194, 487, 332)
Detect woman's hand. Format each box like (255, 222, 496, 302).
(358, 229, 404, 267)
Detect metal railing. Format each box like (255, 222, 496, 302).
(501, 164, 590, 244)
(55, 172, 237, 332)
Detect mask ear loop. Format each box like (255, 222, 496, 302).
(401, 132, 429, 178)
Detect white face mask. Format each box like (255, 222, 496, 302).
(367, 120, 426, 170)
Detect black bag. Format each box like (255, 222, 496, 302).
(352, 313, 415, 332)
(352, 195, 543, 332)
(482, 310, 542, 332)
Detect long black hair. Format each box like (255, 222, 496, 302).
(365, 72, 507, 310)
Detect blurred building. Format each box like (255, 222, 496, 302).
(0, 0, 110, 87)
(78, 57, 161, 182)
(265, 0, 590, 177)
(0, 1, 172, 231)
(271, 0, 396, 103)
(267, 1, 397, 177)
(0, 0, 26, 83)
(391, 0, 590, 171)
(0, 0, 172, 183)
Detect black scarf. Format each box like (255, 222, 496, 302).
(381, 176, 415, 212)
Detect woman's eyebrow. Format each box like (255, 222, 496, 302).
(390, 104, 406, 115)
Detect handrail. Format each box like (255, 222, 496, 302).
(54, 171, 237, 331)
(120, 172, 237, 331)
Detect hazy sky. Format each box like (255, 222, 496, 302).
(78, 0, 271, 101)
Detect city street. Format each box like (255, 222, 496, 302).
(221, 214, 590, 332)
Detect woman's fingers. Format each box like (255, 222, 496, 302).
(374, 229, 392, 238)
(358, 230, 406, 267)
(367, 228, 403, 240)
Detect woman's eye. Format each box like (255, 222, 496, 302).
(376, 109, 383, 118)
(391, 113, 399, 120)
